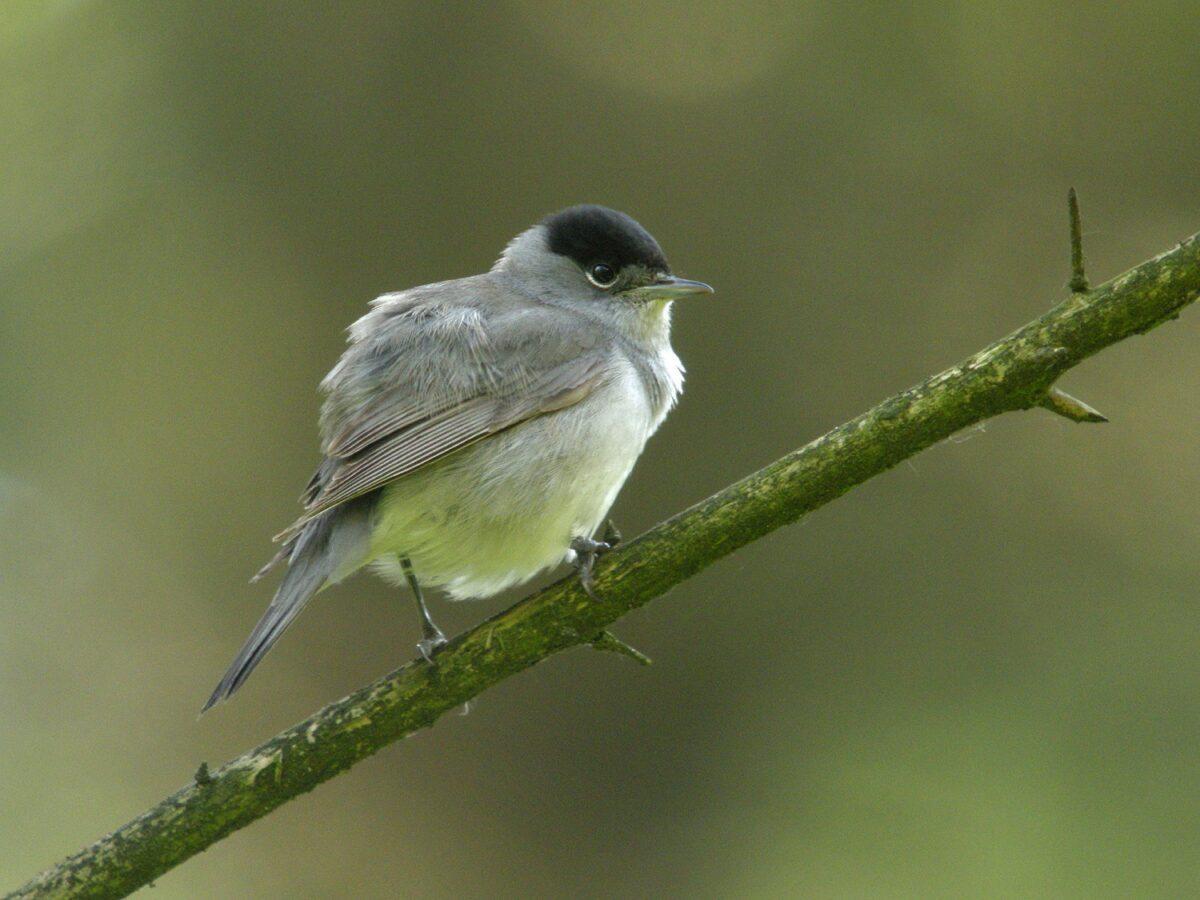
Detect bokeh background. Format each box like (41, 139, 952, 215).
(3, 2, 1200, 896)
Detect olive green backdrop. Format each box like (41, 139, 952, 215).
(3, 2, 1199, 897)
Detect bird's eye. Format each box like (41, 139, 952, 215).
(587, 263, 617, 288)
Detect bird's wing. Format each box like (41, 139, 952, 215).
(275, 282, 609, 542)
(301, 356, 605, 518)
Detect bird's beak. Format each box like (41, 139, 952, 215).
(638, 274, 715, 300)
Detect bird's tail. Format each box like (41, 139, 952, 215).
(202, 505, 363, 712)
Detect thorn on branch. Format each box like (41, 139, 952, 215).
(1040, 387, 1108, 423)
(590, 631, 652, 666)
(1068, 187, 1089, 293)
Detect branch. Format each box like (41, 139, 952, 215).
(10, 216, 1200, 900)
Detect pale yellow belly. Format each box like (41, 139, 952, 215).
(367, 379, 651, 599)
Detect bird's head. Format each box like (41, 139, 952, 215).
(495, 205, 713, 331)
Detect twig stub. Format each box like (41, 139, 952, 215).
(1040, 387, 1108, 423)
(591, 631, 652, 666)
(1069, 187, 1090, 293)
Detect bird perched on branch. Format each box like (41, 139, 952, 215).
(203, 205, 712, 710)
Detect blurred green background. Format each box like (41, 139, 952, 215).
(3, 2, 1199, 897)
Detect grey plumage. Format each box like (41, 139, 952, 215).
(289, 281, 611, 530)
(203, 205, 711, 711)
(206, 498, 373, 707)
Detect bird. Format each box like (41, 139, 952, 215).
(203, 204, 713, 710)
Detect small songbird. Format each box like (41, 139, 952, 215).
(203, 205, 712, 710)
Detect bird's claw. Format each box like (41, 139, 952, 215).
(570, 536, 613, 600)
(416, 630, 448, 663)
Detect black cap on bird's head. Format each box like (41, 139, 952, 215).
(541, 204, 713, 299)
(544, 205, 669, 273)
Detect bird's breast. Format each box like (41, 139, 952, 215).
(370, 357, 662, 599)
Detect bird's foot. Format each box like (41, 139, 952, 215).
(570, 535, 613, 600)
(417, 628, 448, 664)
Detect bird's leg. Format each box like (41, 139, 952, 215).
(570, 535, 614, 600)
(575, 523, 650, 662)
(400, 556, 447, 662)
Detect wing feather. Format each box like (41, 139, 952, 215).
(273, 282, 609, 543)
(323, 395, 445, 459)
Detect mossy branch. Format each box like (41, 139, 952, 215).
(9, 214, 1200, 899)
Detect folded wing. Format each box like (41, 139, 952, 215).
(276, 284, 609, 542)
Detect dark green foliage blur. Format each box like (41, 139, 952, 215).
(2, 2, 1199, 896)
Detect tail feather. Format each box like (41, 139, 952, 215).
(203, 513, 342, 712)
